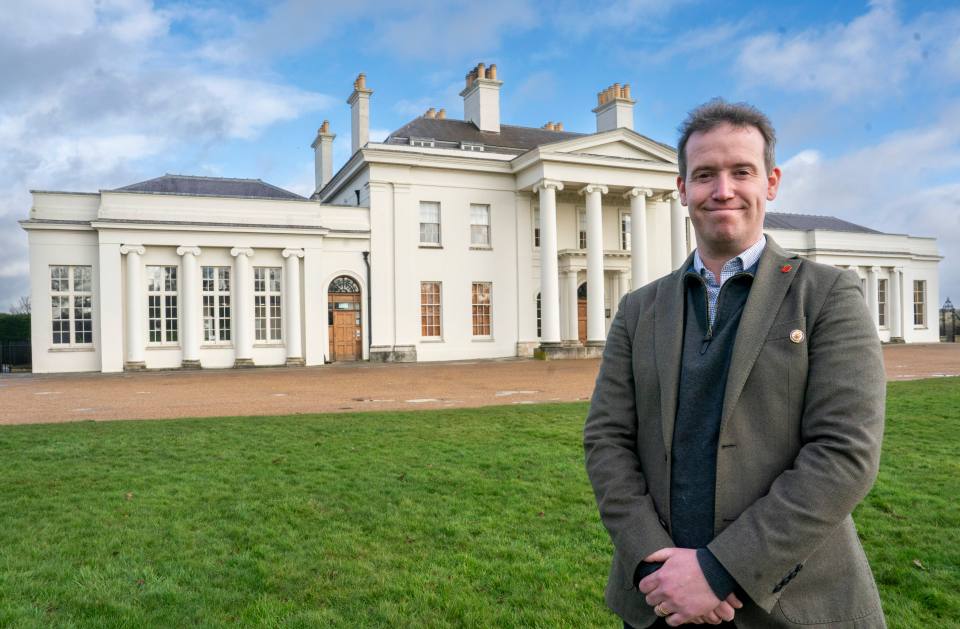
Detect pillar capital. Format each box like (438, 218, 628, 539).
(176, 246, 201, 257)
(661, 190, 680, 202)
(533, 179, 564, 193)
(120, 244, 145, 256)
(230, 247, 254, 258)
(282, 248, 305, 259)
(624, 187, 654, 199)
(869, 265, 882, 273)
(579, 184, 609, 196)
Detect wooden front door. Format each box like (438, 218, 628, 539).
(578, 299, 587, 344)
(327, 276, 362, 362)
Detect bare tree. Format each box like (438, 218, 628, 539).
(9, 295, 30, 315)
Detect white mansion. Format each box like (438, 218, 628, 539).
(22, 64, 942, 373)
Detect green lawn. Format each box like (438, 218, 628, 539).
(0, 378, 957, 628)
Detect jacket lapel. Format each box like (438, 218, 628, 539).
(720, 235, 800, 433)
(655, 251, 696, 453)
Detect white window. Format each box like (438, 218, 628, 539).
(472, 282, 492, 337)
(410, 137, 435, 148)
(621, 212, 632, 250)
(50, 265, 93, 346)
(470, 204, 491, 246)
(420, 201, 441, 245)
(420, 281, 442, 338)
(577, 209, 587, 249)
(202, 266, 231, 343)
(532, 207, 540, 248)
(254, 267, 282, 342)
(913, 280, 926, 326)
(877, 278, 887, 328)
(461, 141, 484, 151)
(146, 265, 178, 344)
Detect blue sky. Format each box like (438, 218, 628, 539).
(2, 0, 958, 310)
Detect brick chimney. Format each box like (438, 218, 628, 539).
(592, 82, 635, 132)
(460, 62, 502, 133)
(311, 120, 336, 193)
(347, 73, 373, 154)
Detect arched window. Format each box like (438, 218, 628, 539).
(329, 276, 360, 294)
(577, 282, 588, 300)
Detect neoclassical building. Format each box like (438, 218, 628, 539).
(22, 64, 941, 373)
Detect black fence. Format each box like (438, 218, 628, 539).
(0, 341, 31, 373)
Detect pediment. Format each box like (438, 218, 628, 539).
(539, 128, 677, 164)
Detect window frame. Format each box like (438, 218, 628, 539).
(620, 210, 632, 251)
(471, 281, 492, 338)
(913, 279, 926, 327)
(146, 265, 179, 345)
(254, 266, 283, 343)
(470, 203, 491, 248)
(202, 266, 232, 344)
(576, 208, 587, 249)
(420, 281, 442, 339)
(877, 277, 887, 328)
(49, 265, 94, 347)
(419, 201, 442, 247)
(532, 207, 540, 249)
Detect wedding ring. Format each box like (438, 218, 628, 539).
(654, 603, 670, 618)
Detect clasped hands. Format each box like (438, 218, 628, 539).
(638, 548, 743, 626)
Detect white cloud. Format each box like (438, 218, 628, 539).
(0, 0, 335, 309)
(737, 1, 960, 101)
(772, 104, 960, 301)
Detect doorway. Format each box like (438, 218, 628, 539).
(577, 282, 587, 344)
(328, 276, 362, 362)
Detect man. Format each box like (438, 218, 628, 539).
(584, 99, 886, 628)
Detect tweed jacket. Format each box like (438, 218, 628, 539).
(584, 236, 886, 628)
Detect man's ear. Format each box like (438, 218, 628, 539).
(766, 166, 782, 201)
(676, 175, 687, 205)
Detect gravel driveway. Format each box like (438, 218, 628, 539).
(4, 344, 958, 425)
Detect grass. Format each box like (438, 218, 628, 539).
(0, 378, 957, 627)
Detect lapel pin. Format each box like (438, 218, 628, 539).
(780, 264, 793, 273)
(790, 329, 805, 344)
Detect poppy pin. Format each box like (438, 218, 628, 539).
(780, 264, 793, 273)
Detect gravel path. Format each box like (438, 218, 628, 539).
(4, 343, 958, 425)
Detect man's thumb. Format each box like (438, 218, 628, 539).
(643, 547, 674, 563)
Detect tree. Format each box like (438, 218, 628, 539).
(9, 296, 29, 315)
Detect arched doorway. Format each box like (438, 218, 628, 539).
(328, 276, 362, 362)
(577, 282, 588, 344)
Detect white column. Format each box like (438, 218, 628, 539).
(618, 270, 631, 303)
(866, 266, 880, 330)
(536, 179, 563, 345)
(625, 187, 653, 288)
(562, 270, 579, 343)
(666, 190, 686, 269)
(581, 184, 608, 344)
(177, 246, 202, 368)
(282, 248, 305, 366)
(890, 267, 903, 339)
(120, 245, 146, 370)
(231, 247, 255, 367)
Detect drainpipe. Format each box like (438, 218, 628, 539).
(362, 251, 372, 354)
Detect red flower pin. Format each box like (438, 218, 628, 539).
(780, 264, 793, 273)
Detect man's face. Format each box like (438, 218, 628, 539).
(677, 122, 781, 259)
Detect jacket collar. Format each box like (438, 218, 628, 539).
(655, 234, 801, 452)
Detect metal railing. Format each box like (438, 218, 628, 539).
(0, 341, 31, 373)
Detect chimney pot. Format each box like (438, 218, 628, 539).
(460, 61, 502, 132)
(623, 84, 631, 99)
(488, 64, 498, 80)
(593, 81, 635, 131)
(425, 107, 436, 119)
(437, 108, 446, 119)
(555, 122, 563, 131)
(476, 62, 485, 79)
(357, 73, 366, 89)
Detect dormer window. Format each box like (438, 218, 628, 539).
(461, 141, 484, 152)
(410, 137, 435, 148)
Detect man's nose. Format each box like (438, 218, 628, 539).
(712, 173, 735, 200)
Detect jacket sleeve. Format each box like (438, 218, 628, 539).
(584, 293, 674, 586)
(707, 270, 886, 611)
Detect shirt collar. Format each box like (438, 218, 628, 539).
(693, 235, 767, 278)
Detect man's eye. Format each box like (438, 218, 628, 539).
(695, 172, 712, 181)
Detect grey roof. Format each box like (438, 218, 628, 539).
(384, 118, 586, 154)
(764, 212, 882, 234)
(114, 174, 305, 200)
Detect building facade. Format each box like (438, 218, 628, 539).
(22, 64, 942, 373)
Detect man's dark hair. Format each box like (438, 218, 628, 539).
(676, 98, 776, 179)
